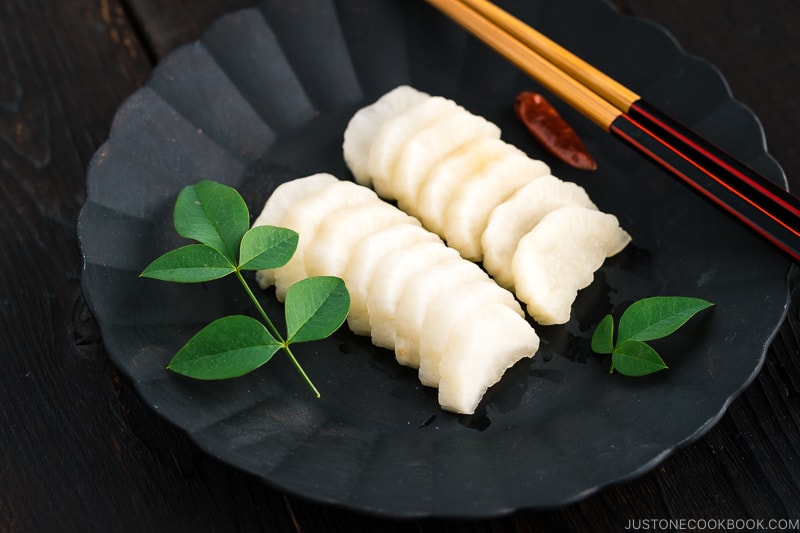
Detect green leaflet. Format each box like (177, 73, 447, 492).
(590, 314, 615, 355)
(611, 339, 668, 376)
(238, 225, 298, 271)
(617, 296, 715, 344)
(167, 315, 281, 379)
(140, 244, 234, 283)
(285, 276, 350, 344)
(173, 180, 249, 263)
(591, 296, 714, 376)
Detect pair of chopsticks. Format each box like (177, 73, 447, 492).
(426, 0, 800, 264)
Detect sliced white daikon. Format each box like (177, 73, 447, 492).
(304, 203, 417, 279)
(252, 173, 339, 289)
(394, 258, 486, 368)
(393, 109, 501, 212)
(512, 206, 631, 325)
(367, 96, 460, 199)
(417, 278, 523, 388)
(442, 146, 549, 261)
(367, 240, 461, 350)
(342, 224, 441, 336)
(343, 86, 429, 186)
(415, 137, 511, 234)
(271, 181, 379, 301)
(252, 173, 339, 229)
(481, 175, 598, 290)
(438, 303, 539, 414)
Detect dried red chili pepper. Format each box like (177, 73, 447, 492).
(514, 91, 597, 171)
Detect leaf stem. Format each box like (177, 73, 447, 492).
(281, 343, 321, 398)
(233, 269, 319, 397)
(234, 269, 282, 340)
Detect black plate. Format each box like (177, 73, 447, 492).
(77, 0, 791, 517)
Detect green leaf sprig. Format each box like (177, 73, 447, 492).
(590, 296, 714, 376)
(140, 180, 350, 397)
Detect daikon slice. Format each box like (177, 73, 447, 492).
(305, 202, 416, 278)
(394, 258, 486, 368)
(343, 86, 429, 186)
(442, 147, 549, 261)
(367, 96, 459, 200)
(342, 224, 440, 336)
(394, 108, 500, 213)
(417, 278, 522, 388)
(438, 303, 539, 415)
(482, 175, 597, 290)
(272, 181, 379, 301)
(252, 173, 339, 289)
(512, 206, 631, 325)
(367, 240, 460, 350)
(415, 137, 511, 234)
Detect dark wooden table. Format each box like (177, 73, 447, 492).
(2, 0, 799, 531)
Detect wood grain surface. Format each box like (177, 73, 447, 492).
(0, 0, 797, 531)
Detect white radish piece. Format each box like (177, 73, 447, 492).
(394, 258, 486, 368)
(415, 137, 511, 234)
(481, 175, 598, 290)
(367, 96, 460, 200)
(304, 203, 417, 279)
(342, 224, 440, 336)
(393, 109, 501, 212)
(442, 146, 549, 261)
(438, 303, 539, 414)
(512, 206, 631, 325)
(252, 173, 339, 229)
(343, 85, 429, 186)
(417, 278, 523, 388)
(271, 181, 379, 301)
(367, 240, 461, 350)
(252, 173, 338, 289)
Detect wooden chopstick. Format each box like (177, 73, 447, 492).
(457, 0, 639, 112)
(424, 0, 620, 129)
(426, 0, 800, 264)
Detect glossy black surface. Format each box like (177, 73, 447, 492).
(78, 0, 791, 517)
